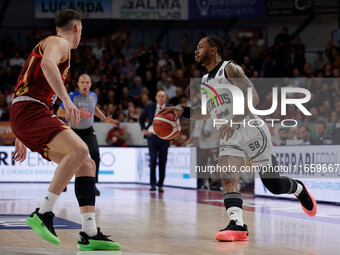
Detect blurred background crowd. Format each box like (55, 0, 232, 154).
(1, 27, 340, 146)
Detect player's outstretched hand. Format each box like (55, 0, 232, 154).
(158, 106, 184, 118)
(12, 138, 27, 162)
(64, 101, 80, 126)
(105, 115, 118, 127)
(218, 124, 236, 140)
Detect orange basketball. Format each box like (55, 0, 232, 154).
(153, 112, 181, 140)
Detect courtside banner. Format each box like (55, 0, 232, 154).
(112, 0, 188, 20)
(136, 147, 197, 188)
(255, 145, 340, 203)
(0, 146, 196, 188)
(0, 147, 135, 182)
(35, 0, 112, 18)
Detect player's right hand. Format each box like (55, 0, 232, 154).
(13, 138, 27, 162)
(159, 106, 184, 118)
(64, 101, 80, 126)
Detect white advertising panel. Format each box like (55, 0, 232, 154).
(136, 147, 196, 188)
(0, 146, 196, 188)
(254, 145, 340, 203)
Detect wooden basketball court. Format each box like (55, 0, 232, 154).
(0, 183, 339, 255)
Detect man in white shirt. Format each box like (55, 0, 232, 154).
(163, 77, 177, 100)
(9, 50, 25, 68)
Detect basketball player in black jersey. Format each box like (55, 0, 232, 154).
(160, 35, 317, 241)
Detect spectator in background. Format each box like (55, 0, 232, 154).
(92, 38, 106, 60)
(278, 128, 288, 145)
(323, 63, 333, 78)
(144, 70, 157, 98)
(274, 27, 290, 76)
(157, 71, 168, 89)
(151, 40, 163, 60)
(182, 34, 193, 55)
(129, 76, 145, 101)
(0, 51, 7, 73)
(305, 107, 319, 122)
(172, 69, 189, 90)
(311, 121, 333, 145)
(107, 121, 127, 147)
(9, 50, 25, 68)
(1, 33, 16, 58)
(106, 103, 118, 119)
(163, 77, 177, 100)
(117, 72, 128, 89)
(138, 93, 151, 109)
(298, 125, 313, 145)
(71, 50, 85, 72)
(291, 36, 305, 72)
(117, 111, 127, 122)
(290, 126, 299, 140)
(169, 87, 184, 106)
(119, 87, 133, 110)
(158, 52, 174, 68)
(313, 51, 326, 73)
(121, 56, 136, 77)
(302, 63, 313, 78)
(290, 68, 305, 87)
(125, 101, 137, 122)
(330, 111, 338, 123)
(331, 47, 340, 68)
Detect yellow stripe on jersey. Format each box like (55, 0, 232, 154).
(16, 56, 36, 97)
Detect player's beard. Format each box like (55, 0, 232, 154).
(197, 51, 210, 65)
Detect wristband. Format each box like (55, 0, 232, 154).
(180, 106, 193, 119)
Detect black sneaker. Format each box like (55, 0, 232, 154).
(295, 180, 317, 217)
(77, 228, 122, 251)
(215, 220, 248, 242)
(94, 186, 100, 196)
(26, 208, 60, 245)
(150, 185, 156, 191)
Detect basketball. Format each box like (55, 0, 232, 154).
(152, 112, 181, 140)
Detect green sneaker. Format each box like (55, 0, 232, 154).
(77, 228, 122, 251)
(26, 208, 60, 245)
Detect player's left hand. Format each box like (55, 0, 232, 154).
(12, 138, 27, 162)
(105, 116, 118, 127)
(218, 124, 236, 140)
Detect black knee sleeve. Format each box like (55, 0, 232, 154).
(75, 176, 96, 206)
(223, 192, 243, 210)
(259, 155, 297, 194)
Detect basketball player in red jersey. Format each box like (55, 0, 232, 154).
(10, 9, 121, 250)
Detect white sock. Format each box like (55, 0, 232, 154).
(227, 207, 244, 226)
(39, 192, 59, 214)
(294, 182, 303, 196)
(81, 213, 97, 237)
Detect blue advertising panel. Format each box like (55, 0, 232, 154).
(35, 0, 112, 18)
(189, 0, 266, 19)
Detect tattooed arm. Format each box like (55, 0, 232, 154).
(225, 62, 259, 122)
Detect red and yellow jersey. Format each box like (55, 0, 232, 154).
(14, 35, 70, 109)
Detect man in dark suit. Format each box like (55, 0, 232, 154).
(139, 90, 170, 192)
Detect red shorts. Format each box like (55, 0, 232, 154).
(10, 101, 69, 161)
